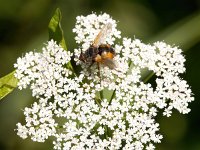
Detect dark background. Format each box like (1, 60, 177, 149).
(0, 0, 200, 149)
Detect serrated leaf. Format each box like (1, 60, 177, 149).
(0, 71, 18, 100)
(48, 8, 67, 50)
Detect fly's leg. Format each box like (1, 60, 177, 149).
(97, 62, 101, 84)
(87, 62, 94, 76)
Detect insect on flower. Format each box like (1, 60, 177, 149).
(79, 23, 116, 72)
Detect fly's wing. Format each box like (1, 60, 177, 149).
(102, 58, 116, 69)
(92, 23, 112, 47)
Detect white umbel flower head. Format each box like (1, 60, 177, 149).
(14, 13, 194, 150)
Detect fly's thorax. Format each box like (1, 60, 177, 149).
(98, 44, 115, 56)
(79, 45, 99, 63)
(86, 46, 98, 58)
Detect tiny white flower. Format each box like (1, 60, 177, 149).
(97, 126, 105, 135)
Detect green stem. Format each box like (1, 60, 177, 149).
(109, 89, 116, 105)
(95, 97, 102, 107)
(100, 90, 104, 100)
(104, 125, 109, 139)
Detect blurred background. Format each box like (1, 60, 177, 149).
(0, 0, 200, 149)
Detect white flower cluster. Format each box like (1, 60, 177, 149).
(73, 13, 121, 48)
(14, 13, 194, 150)
(14, 40, 72, 99)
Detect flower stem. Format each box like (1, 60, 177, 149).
(109, 89, 116, 105)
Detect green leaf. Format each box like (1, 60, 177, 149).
(48, 8, 67, 50)
(48, 8, 74, 71)
(0, 71, 18, 100)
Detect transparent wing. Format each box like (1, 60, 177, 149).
(93, 23, 112, 47)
